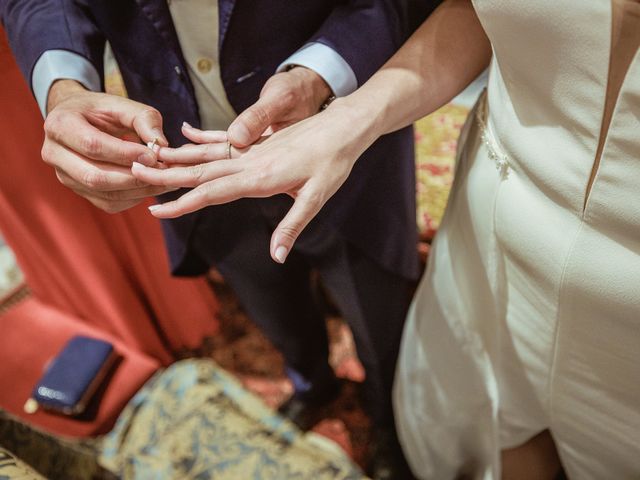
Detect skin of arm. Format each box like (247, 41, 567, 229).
(131, 0, 492, 263)
(346, 0, 491, 136)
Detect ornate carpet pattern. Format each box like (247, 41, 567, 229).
(0, 411, 111, 480)
(0, 447, 46, 480)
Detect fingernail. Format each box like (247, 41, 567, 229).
(131, 161, 145, 172)
(182, 121, 192, 129)
(274, 245, 289, 264)
(137, 152, 156, 167)
(148, 204, 161, 213)
(228, 123, 250, 145)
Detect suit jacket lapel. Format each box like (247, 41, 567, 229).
(218, 0, 237, 47)
(135, 0, 183, 57)
(135, 0, 197, 108)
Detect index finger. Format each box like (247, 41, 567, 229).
(113, 101, 168, 147)
(46, 112, 157, 167)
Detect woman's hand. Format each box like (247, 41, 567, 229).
(131, 103, 376, 264)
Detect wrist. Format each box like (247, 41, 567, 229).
(330, 95, 383, 148)
(286, 66, 333, 111)
(47, 79, 87, 114)
(323, 97, 381, 162)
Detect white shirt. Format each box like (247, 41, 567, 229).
(168, 0, 237, 129)
(32, 1, 358, 123)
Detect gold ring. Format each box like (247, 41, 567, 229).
(147, 137, 159, 151)
(226, 140, 232, 160)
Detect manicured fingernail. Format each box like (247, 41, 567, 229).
(131, 161, 145, 172)
(137, 152, 156, 167)
(274, 245, 288, 264)
(182, 121, 192, 129)
(228, 123, 250, 145)
(148, 204, 161, 213)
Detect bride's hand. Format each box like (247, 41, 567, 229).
(131, 102, 374, 264)
(154, 122, 253, 165)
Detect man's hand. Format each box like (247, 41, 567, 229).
(227, 67, 332, 148)
(42, 79, 174, 213)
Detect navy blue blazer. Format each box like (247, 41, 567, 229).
(1, 0, 439, 279)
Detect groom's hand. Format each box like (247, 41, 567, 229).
(42, 80, 174, 213)
(227, 67, 332, 148)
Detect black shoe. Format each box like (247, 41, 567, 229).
(368, 427, 416, 480)
(277, 380, 343, 431)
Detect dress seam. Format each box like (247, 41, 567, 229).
(546, 220, 585, 427)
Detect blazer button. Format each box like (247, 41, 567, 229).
(174, 65, 183, 76)
(197, 58, 213, 74)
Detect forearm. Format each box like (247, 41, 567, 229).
(338, 0, 490, 142)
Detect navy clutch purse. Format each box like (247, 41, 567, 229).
(29, 336, 116, 416)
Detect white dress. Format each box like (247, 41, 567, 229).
(393, 1, 640, 478)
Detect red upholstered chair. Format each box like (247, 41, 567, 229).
(0, 298, 159, 437)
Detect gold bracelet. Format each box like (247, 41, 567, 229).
(319, 94, 336, 111)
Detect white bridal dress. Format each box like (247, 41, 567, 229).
(394, 1, 640, 478)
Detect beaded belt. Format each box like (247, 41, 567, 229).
(476, 92, 511, 179)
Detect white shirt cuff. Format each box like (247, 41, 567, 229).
(277, 42, 358, 97)
(32, 50, 101, 117)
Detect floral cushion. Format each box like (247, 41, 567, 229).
(100, 359, 366, 480)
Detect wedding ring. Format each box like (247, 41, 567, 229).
(147, 137, 159, 151)
(226, 140, 232, 160)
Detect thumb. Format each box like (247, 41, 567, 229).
(270, 192, 323, 264)
(228, 97, 279, 148)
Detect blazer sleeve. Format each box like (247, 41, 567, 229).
(307, 0, 442, 87)
(0, 0, 106, 88)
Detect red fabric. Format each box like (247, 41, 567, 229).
(0, 29, 219, 436)
(0, 29, 219, 365)
(0, 298, 159, 437)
